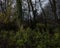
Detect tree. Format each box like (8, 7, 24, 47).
(49, 0, 58, 22)
(28, 0, 37, 29)
(16, 0, 22, 26)
(0, 0, 12, 23)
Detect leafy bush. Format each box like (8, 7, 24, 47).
(0, 24, 60, 48)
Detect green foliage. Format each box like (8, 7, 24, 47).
(0, 24, 60, 48)
(0, 0, 60, 48)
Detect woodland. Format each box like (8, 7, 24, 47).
(0, 0, 60, 48)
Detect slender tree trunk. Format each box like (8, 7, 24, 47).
(16, 0, 22, 26)
(27, 0, 31, 27)
(29, 0, 37, 29)
(39, 0, 47, 32)
(29, 0, 37, 28)
(49, 0, 58, 22)
(0, 0, 4, 13)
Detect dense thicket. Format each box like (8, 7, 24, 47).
(0, 0, 60, 48)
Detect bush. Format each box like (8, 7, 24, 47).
(0, 24, 60, 48)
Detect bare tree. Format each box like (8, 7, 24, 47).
(29, 0, 37, 29)
(49, 0, 58, 22)
(39, 0, 47, 32)
(27, 0, 31, 26)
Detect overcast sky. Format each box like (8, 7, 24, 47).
(33, 0, 49, 14)
(1, 0, 49, 9)
(22, 0, 49, 19)
(1, 0, 49, 15)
